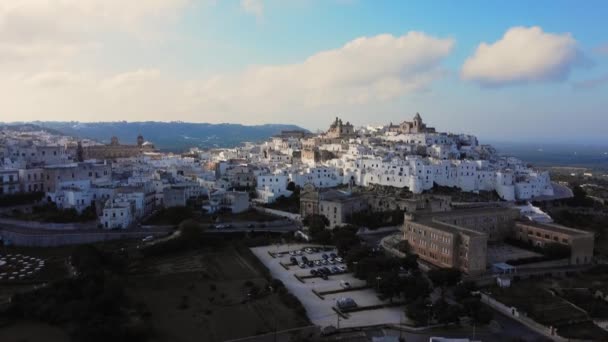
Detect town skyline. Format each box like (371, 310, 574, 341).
(2, 1, 607, 144)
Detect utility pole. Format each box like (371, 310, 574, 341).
(336, 311, 340, 329)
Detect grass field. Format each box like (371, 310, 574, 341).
(0, 321, 69, 342)
(490, 283, 588, 326)
(127, 246, 310, 342)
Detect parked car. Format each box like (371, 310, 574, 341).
(307, 261, 314, 267)
(331, 266, 340, 274)
(301, 256, 308, 263)
(290, 257, 298, 265)
(340, 280, 351, 289)
(335, 257, 343, 263)
(336, 297, 357, 310)
(298, 262, 306, 269)
(321, 254, 329, 260)
(305, 248, 314, 254)
(338, 265, 347, 272)
(321, 274, 329, 280)
(322, 267, 330, 274)
(328, 258, 336, 264)
(310, 269, 318, 276)
(289, 251, 296, 256)
(321, 259, 328, 265)
(142, 235, 154, 242)
(247, 223, 255, 228)
(295, 250, 303, 255)
(314, 260, 322, 266)
(330, 253, 337, 258)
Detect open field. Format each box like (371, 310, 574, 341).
(127, 245, 310, 342)
(0, 321, 69, 342)
(490, 282, 588, 326)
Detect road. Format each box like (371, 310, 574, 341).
(361, 309, 549, 342)
(205, 220, 300, 234)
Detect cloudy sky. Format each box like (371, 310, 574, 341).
(2, 0, 607, 143)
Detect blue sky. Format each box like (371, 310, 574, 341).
(2, 0, 607, 143)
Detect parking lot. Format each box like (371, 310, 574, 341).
(251, 244, 410, 328)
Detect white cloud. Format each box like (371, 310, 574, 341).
(100, 69, 161, 89)
(461, 26, 582, 86)
(2, 32, 454, 126)
(240, 0, 264, 19)
(23, 71, 86, 88)
(187, 32, 454, 118)
(0, 0, 190, 66)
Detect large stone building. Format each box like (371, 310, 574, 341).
(0, 169, 19, 195)
(388, 113, 436, 134)
(326, 117, 355, 139)
(402, 207, 594, 275)
(83, 135, 156, 160)
(43, 162, 112, 193)
(300, 185, 368, 228)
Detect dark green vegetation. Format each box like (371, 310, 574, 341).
(2, 245, 148, 342)
(263, 185, 300, 213)
(144, 206, 279, 227)
(535, 177, 608, 256)
(129, 232, 310, 342)
(0, 191, 44, 207)
(302, 213, 490, 328)
(489, 279, 608, 341)
(5, 203, 97, 223)
(29, 121, 307, 151)
(346, 209, 404, 229)
(0, 220, 310, 342)
(427, 184, 501, 202)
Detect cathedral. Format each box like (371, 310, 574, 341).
(83, 135, 156, 160)
(388, 113, 436, 134)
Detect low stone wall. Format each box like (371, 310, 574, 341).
(480, 293, 567, 341)
(254, 207, 301, 221)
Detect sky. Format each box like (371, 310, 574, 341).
(1, 0, 607, 144)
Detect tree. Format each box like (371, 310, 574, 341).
(453, 281, 477, 301)
(401, 276, 431, 303)
(433, 299, 462, 324)
(331, 226, 360, 255)
(397, 240, 411, 254)
(543, 242, 571, 259)
(179, 219, 205, 247)
(428, 268, 462, 289)
(286, 181, 296, 192)
(304, 214, 330, 244)
(406, 297, 431, 325)
(461, 297, 493, 325)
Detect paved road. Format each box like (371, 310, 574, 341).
(206, 222, 300, 234)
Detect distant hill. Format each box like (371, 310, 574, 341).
(20, 121, 309, 152)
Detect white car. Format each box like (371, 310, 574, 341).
(298, 262, 306, 269)
(340, 280, 351, 289)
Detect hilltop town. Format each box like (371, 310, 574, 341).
(0, 114, 607, 342)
